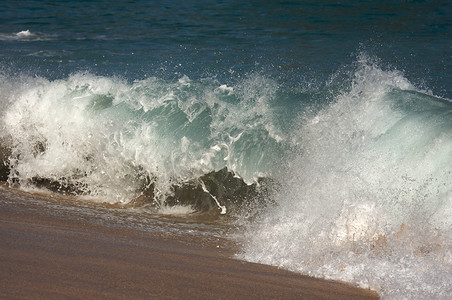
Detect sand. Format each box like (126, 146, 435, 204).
(0, 187, 379, 299)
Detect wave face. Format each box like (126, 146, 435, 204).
(0, 72, 288, 209)
(238, 57, 452, 299)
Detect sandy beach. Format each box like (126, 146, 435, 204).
(0, 187, 379, 299)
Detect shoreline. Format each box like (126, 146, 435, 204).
(0, 186, 379, 299)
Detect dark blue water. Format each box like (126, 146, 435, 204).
(1, 1, 450, 96)
(1, 2, 451, 299)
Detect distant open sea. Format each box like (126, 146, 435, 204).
(0, 1, 451, 298)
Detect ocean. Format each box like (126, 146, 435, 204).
(0, 1, 451, 298)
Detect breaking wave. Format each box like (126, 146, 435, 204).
(0, 71, 288, 214)
(238, 56, 452, 299)
(1, 54, 451, 298)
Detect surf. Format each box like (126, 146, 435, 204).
(0, 71, 287, 214)
(237, 55, 452, 299)
(1, 54, 451, 298)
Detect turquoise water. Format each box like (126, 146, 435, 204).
(0, 1, 451, 298)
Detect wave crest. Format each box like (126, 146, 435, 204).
(0, 72, 286, 208)
(239, 57, 452, 299)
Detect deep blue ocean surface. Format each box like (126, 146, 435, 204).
(0, 1, 451, 299)
(1, 1, 450, 96)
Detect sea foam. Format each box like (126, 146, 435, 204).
(1, 56, 451, 298)
(0, 72, 286, 208)
(238, 57, 452, 299)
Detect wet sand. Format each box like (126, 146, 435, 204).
(0, 188, 379, 299)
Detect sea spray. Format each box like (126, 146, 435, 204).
(238, 58, 452, 299)
(0, 72, 287, 210)
(1, 55, 451, 297)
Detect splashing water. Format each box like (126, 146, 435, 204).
(1, 54, 451, 298)
(0, 72, 286, 207)
(238, 57, 452, 299)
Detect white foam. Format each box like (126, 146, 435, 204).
(16, 30, 33, 37)
(0, 30, 54, 42)
(158, 204, 195, 215)
(1, 72, 285, 204)
(239, 57, 452, 299)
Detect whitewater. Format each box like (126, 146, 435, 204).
(238, 57, 452, 299)
(1, 54, 451, 298)
(2, 0, 451, 298)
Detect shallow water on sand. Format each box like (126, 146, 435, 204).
(0, 183, 236, 252)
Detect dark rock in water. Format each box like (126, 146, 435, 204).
(0, 142, 11, 182)
(165, 168, 276, 214)
(127, 167, 277, 215)
(5, 153, 275, 215)
(28, 177, 89, 196)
